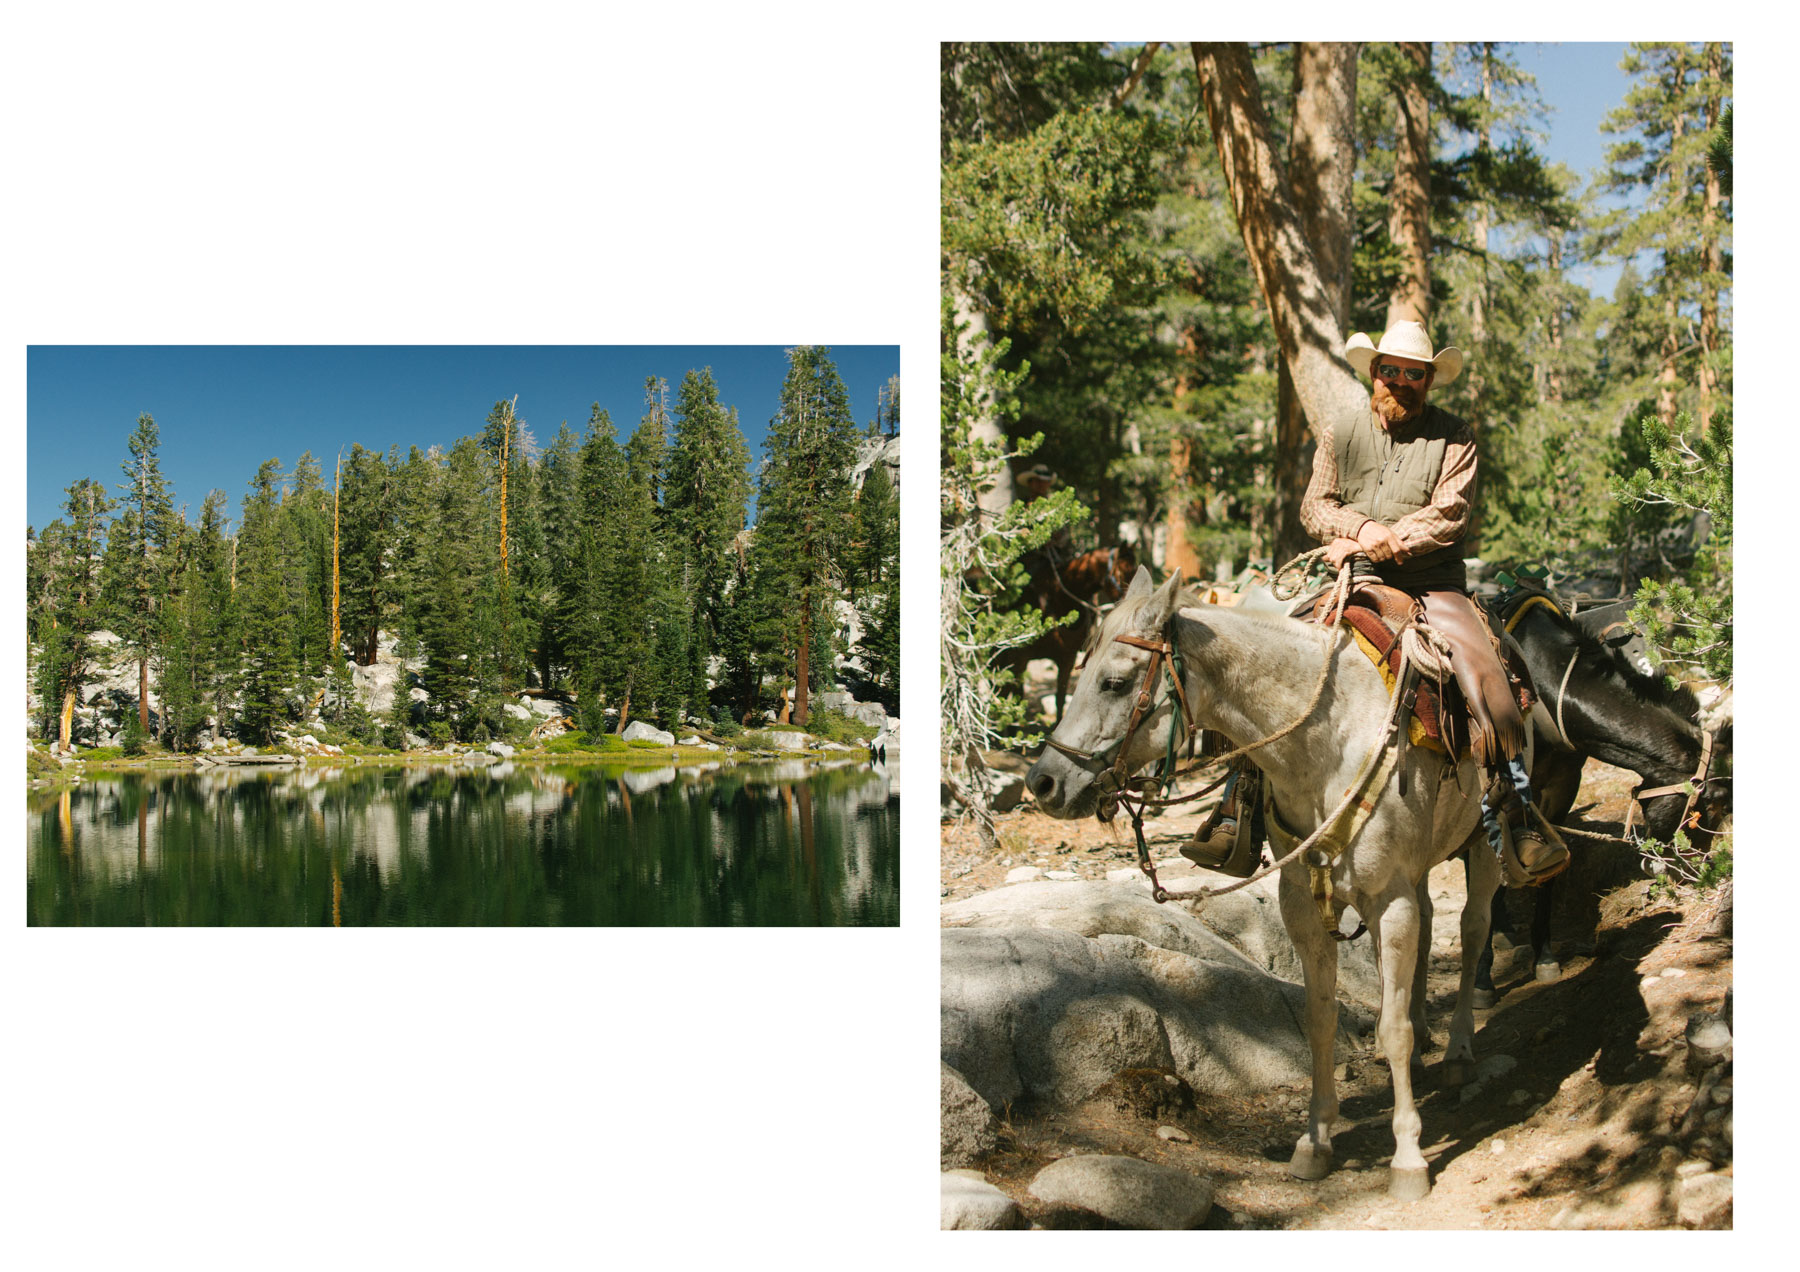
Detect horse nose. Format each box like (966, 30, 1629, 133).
(1028, 767, 1059, 805)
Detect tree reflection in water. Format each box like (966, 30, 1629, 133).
(27, 761, 898, 927)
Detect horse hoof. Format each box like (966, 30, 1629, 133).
(1388, 1165, 1431, 1201)
(1534, 958, 1562, 983)
(1472, 987, 1496, 1010)
(1441, 1058, 1471, 1088)
(1288, 1145, 1332, 1181)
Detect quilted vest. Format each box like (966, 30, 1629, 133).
(1334, 402, 1468, 590)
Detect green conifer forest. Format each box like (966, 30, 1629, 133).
(28, 349, 901, 755)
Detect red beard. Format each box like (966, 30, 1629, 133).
(1372, 378, 1424, 425)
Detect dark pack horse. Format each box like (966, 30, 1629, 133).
(993, 543, 1138, 721)
(1472, 590, 1733, 1000)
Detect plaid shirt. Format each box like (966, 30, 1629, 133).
(1300, 402, 1478, 559)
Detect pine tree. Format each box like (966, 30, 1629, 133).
(236, 460, 297, 745)
(669, 368, 752, 716)
(336, 444, 392, 667)
(750, 346, 860, 726)
(1595, 42, 1733, 431)
(108, 414, 176, 735)
(850, 458, 898, 597)
(571, 405, 631, 732)
(536, 421, 584, 691)
(38, 478, 112, 750)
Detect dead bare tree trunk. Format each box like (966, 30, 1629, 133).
(331, 449, 342, 658)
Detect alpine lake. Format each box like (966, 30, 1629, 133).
(26, 751, 899, 927)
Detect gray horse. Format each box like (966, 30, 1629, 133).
(1025, 566, 1507, 1201)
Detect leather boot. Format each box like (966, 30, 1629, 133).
(1184, 764, 1262, 877)
(1486, 778, 1569, 888)
(1419, 589, 1527, 767)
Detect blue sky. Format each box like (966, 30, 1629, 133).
(26, 345, 899, 534)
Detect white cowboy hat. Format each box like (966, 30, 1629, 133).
(1344, 320, 1463, 386)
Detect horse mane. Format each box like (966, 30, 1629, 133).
(1559, 611, 1700, 721)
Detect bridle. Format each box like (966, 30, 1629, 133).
(1044, 632, 1197, 804)
(1626, 724, 1728, 841)
(1043, 563, 1360, 904)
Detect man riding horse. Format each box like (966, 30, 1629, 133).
(1195, 321, 1568, 887)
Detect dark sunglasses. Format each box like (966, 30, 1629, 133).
(1375, 363, 1429, 383)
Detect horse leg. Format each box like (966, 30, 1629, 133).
(1278, 867, 1340, 1181)
(1465, 852, 1508, 1009)
(1368, 886, 1432, 1200)
(1411, 877, 1433, 1062)
(1445, 831, 1498, 1086)
(1525, 749, 1580, 982)
(1531, 882, 1560, 981)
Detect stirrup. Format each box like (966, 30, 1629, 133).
(1183, 767, 1263, 877)
(1495, 808, 1568, 888)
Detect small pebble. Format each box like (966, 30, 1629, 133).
(1664, 967, 1686, 978)
(1713, 1082, 1732, 1105)
(1641, 974, 1661, 986)
(1676, 1159, 1711, 1179)
(1157, 1125, 1192, 1143)
(1491, 1140, 1507, 1155)
(1508, 1090, 1532, 1106)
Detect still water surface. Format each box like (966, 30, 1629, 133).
(27, 760, 899, 926)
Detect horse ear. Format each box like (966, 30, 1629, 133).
(1123, 565, 1155, 604)
(1141, 568, 1184, 631)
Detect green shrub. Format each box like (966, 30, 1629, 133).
(804, 708, 878, 746)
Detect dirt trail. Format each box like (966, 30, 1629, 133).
(941, 761, 1733, 1229)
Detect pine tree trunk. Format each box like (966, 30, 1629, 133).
(1659, 101, 1687, 430)
(1164, 433, 1202, 580)
(1545, 236, 1566, 404)
(951, 287, 1016, 517)
(793, 599, 811, 727)
(1191, 41, 1365, 530)
(1385, 41, 1433, 329)
(60, 686, 76, 752)
(1698, 41, 1724, 436)
(139, 656, 149, 733)
(1274, 41, 1359, 566)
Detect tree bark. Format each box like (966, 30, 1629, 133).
(1273, 41, 1360, 565)
(1698, 41, 1724, 436)
(951, 287, 1016, 518)
(794, 601, 811, 726)
(1191, 42, 1366, 524)
(1385, 41, 1434, 330)
(1111, 41, 1161, 109)
(1659, 90, 1687, 430)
